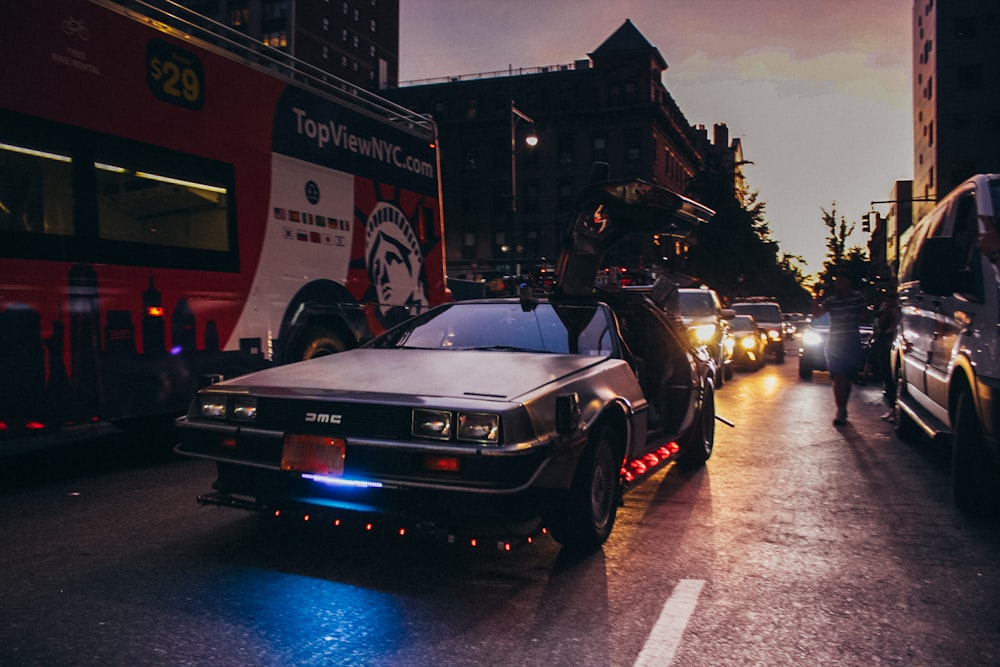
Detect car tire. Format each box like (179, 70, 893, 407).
(294, 325, 348, 361)
(798, 362, 812, 381)
(951, 389, 998, 516)
(724, 362, 734, 381)
(546, 425, 620, 552)
(678, 379, 716, 472)
(774, 347, 785, 364)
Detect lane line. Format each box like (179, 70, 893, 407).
(632, 578, 706, 667)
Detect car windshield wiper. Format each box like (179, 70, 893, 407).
(465, 345, 545, 353)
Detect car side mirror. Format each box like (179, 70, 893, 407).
(720, 308, 736, 320)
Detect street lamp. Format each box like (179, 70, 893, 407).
(510, 101, 537, 277)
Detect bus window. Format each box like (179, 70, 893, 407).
(96, 164, 230, 252)
(0, 141, 74, 236)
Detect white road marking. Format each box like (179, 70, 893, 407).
(632, 579, 706, 667)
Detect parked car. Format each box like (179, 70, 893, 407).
(175, 176, 719, 551)
(797, 312, 874, 381)
(729, 314, 766, 371)
(732, 300, 785, 362)
(893, 173, 1000, 514)
(677, 287, 735, 384)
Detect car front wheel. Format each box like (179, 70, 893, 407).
(546, 425, 620, 552)
(678, 380, 716, 471)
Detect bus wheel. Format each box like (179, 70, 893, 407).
(296, 325, 348, 361)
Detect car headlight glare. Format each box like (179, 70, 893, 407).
(198, 396, 227, 419)
(691, 324, 717, 343)
(231, 396, 258, 422)
(412, 409, 452, 440)
(458, 412, 500, 444)
(802, 330, 824, 346)
(741, 336, 757, 350)
(767, 329, 782, 340)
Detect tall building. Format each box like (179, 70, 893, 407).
(913, 0, 1000, 219)
(388, 20, 741, 281)
(172, 0, 399, 90)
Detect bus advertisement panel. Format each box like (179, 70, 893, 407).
(0, 0, 449, 436)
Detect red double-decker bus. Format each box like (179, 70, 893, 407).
(0, 0, 449, 436)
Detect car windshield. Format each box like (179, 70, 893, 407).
(678, 291, 715, 317)
(370, 302, 615, 357)
(730, 317, 754, 332)
(734, 304, 781, 321)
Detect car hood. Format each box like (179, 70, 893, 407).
(211, 348, 609, 402)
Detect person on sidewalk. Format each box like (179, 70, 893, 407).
(817, 268, 868, 426)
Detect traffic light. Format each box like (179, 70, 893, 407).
(862, 212, 871, 233)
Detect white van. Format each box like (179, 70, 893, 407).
(893, 173, 1000, 514)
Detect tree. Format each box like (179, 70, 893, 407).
(687, 166, 811, 311)
(816, 203, 870, 300)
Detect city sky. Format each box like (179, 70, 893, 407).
(398, 0, 913, 277)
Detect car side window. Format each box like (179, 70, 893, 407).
(948, 193, 984, 302)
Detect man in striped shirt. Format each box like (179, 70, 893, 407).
(818, 268, 868, 426)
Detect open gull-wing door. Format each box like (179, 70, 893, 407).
(554, 172, 715, 296)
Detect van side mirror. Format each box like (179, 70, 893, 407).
(917, 236, 959, 296)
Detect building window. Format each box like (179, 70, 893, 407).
(370, 19, 377, 32)
(557, 86, 575, 112)
(354, 8, 360, 21)
(322, 46, 329, 59)
(342, 28, 348, 41)
(557, 133, 574, 166)
(461, 231, 476, 260)
(353, 35, 359, 48)
(592, 135, 607, 162)
(466, 98, 478, 120)
(343, 1, 349, 14)
(624, 128, 641, 161)
(557, 179, 574, 211)
(322, 17, 330, 31)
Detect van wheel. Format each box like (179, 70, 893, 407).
(952, 390, 998, 516)
(546, 425, 620, 553)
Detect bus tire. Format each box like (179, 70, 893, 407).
(294, 325, 349, 361)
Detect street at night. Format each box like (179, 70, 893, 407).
(3, 356, 998, 666)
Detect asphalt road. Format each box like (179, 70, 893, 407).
(1, 355, 999, 666)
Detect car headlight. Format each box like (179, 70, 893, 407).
(458, 412, 500, 444)
(412, 409, 500, 444)
(231, 396, 258, 422)
(197, 394, 257, 421)
(412, 409, 452, 440)
(767, 329, 782, 341)
(691, 323, 717, 343)
(802, 330, 824, 347)
(740, 335, 757, 350)
(198, 395, 228, 419)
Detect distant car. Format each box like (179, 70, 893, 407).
(797, 312, 873, 381)
(729, 314, 766, 371)
(175, 176, 719, 552)
(732, 301, 785, 362)
(677, 288, 735, 384)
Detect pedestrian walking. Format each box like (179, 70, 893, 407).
(871, 288, 900, 421)
(817, 268, 868, 426)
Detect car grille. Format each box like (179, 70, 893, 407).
(255, 398, 411, 439)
